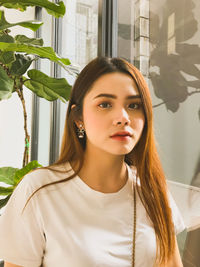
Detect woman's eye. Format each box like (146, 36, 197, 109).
(128, 103, 141, 109)
(98, 102, 112, 108)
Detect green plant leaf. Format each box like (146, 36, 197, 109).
(0, 65, 14, 100)
(0, 51, 15, 64)
(0, 194, 11, 209)
(10, 54, 33, 75)
(44, 1, 65, 18)
(0, 167, 18, 185)
(13, 160, 42, 185)
(0, 33, 14, 43)
(0, 32, 15, 64)
(15, 35, 43, 46)
(0, 10, 43, 32)
(1, 3, 27, 10)
(16, 21, 43, 32)
(0, 0, 66, 18)
(0, 42, 71, 67)
(24, 69, 71, 102)
(0, 186, 14, 195)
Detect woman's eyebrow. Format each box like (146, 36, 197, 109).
(93, 93, 141, 99)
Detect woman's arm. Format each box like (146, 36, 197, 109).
(163, 237, 183, 267)
(4, 262, 22, 267)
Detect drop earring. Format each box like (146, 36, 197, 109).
(77, 124, 85, 138)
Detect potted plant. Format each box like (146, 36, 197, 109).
(0, 0, 74, 209)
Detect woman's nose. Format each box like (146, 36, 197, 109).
(112, 108, 131, 126)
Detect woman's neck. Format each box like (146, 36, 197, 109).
(78, 149, 128, 193)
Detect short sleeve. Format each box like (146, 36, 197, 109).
(168, 191, 186, 235)
(0, 173, 45, 267)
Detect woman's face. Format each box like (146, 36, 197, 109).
(80, 72, 145, 156)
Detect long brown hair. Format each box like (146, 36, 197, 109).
(30, 57, 175, 265)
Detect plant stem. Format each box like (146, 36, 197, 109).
(15, 80, 30, 167)
(0, 61, 30, 168)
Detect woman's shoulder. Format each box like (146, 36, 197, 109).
(17, 162, 73, 193)
(1, 162, 74, 218)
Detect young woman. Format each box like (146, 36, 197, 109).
(0, 57, 185, 267)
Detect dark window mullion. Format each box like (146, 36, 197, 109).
(98, 0, 118, 57)
(30, 6, 42, 162)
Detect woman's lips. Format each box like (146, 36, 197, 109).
(110, 131, 132, 141)
(111, 135, 131, 141)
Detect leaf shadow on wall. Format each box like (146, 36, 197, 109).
(150, 0, 200, 113)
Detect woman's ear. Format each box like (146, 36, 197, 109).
(75, 120, 84, 129)
(71, 104, 76, 110)
(71, 105, 84, 129)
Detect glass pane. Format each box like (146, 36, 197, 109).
(118, 0, 200, 264)
(59, 0, 99, 149)
(118, 0, 135, 64)
(62, 0, 98, 68)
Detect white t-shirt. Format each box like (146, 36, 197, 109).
(0, 163, 185, 267)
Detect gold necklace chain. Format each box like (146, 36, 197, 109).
(132, 185, 137, 267)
